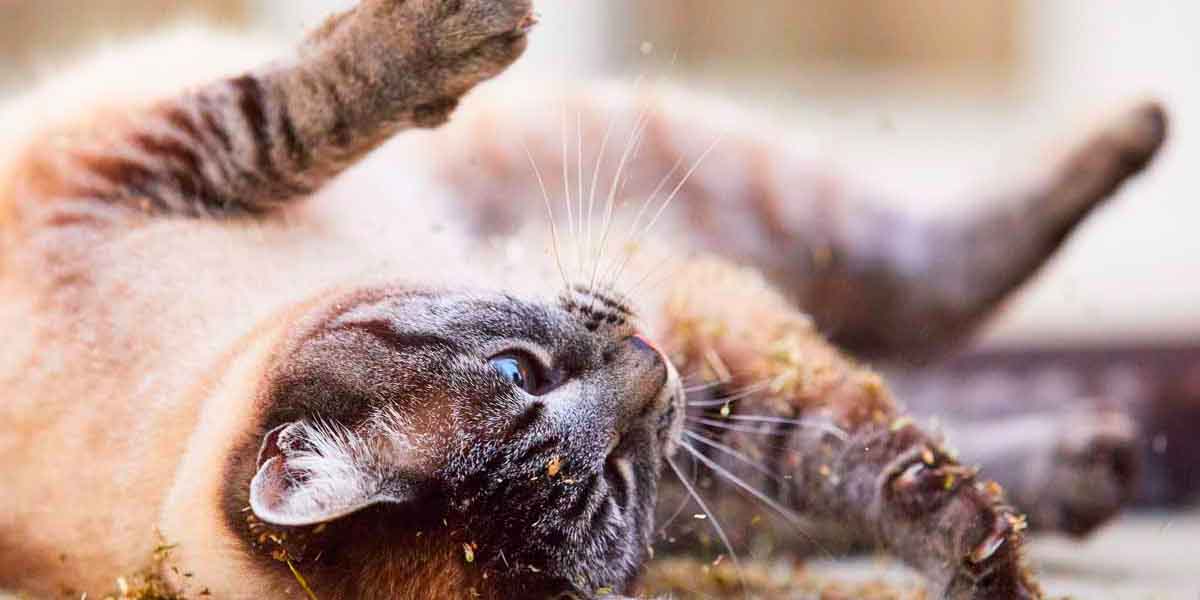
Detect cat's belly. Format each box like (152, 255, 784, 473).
(0, 237, 321, 594)
(0, 314, 200, 593)
(0, 223, 315, 593)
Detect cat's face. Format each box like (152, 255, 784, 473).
(225, 283, 684, 597)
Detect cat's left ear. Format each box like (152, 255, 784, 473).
(249, 421, 412, 527)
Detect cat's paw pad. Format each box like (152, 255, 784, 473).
(1049, 412, 1139, 536)
(358, 0, 534, 89)
(438, 0, 536, 73)
(440, 0, 538, 41)
(368, 0, 536, 56)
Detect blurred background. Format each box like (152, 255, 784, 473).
(2, 1, 1197, 597)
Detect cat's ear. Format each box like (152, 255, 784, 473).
(249, 420, 410, 527)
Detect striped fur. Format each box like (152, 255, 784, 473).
(6, 0, 532, 218)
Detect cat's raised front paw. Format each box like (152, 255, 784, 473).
(345, 0, 535, 104)
(366, 0, 536, 56)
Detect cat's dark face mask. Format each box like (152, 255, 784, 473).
(236, 284, 684, 596)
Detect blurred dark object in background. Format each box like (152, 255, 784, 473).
(889, 343, 1200, 508)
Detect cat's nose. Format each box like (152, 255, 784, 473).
(626, 334, 660, 361)
(617, 334, 670, 416)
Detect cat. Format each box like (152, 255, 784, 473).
(0, 0, 1165, 598)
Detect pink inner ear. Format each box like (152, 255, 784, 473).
(250, 423, 299, 519)
(249, 420, 347, 526)
(251, 455, 291, 513)
(256, 422, 292, 470)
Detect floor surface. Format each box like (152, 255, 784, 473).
(2, 511, 1196, 599)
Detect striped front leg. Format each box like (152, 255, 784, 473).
(8, 0, 534, 219)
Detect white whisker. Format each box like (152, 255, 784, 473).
(614, 134, 722, 298)
(686, 381, 772, 408)
(683, 379, 725, 394)
(665, 456, 747, 598)
(638, 136, 722, 246)
(683, 430, 785, 484)
(592, 106, 652, 296)
(688, 416, 791, 436)
(522, 140, 568, 289)
(585, 89, 626, 287)
(623, 253, 682, 299)
(603, 153, 685, 291)
(685, 398, 728, 408)
(688, 398, 743, 409)
(657, 451, 699, 533)
(560, 107, 578, 279)
(679, 441, 833, 560)
(687, 416, 807, 438)
(686, 425, 835, 462)
(576, 110, 585, 282)
(719, 415, 848, 441)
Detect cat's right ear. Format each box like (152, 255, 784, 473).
(249, 421, 412, 527)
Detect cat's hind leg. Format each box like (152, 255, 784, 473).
(941, 411, 1139, 538)
(3, 0, 534, 223)
(438, 88, 1166, 359)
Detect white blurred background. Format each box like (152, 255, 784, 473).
(2, 0, 1197, 349)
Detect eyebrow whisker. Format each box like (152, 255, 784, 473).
(523, 139, 569, 291)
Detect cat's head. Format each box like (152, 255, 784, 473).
(223, 283, 684, 598)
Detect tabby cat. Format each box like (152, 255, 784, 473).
(0, 0, 1164, 598)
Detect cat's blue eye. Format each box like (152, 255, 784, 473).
(489, 353, 539, 393)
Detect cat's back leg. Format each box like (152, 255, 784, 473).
(433, 85, 1166, 359)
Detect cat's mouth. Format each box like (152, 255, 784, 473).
(604, 358, 684, 462)
(655, 362, 687, 458)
